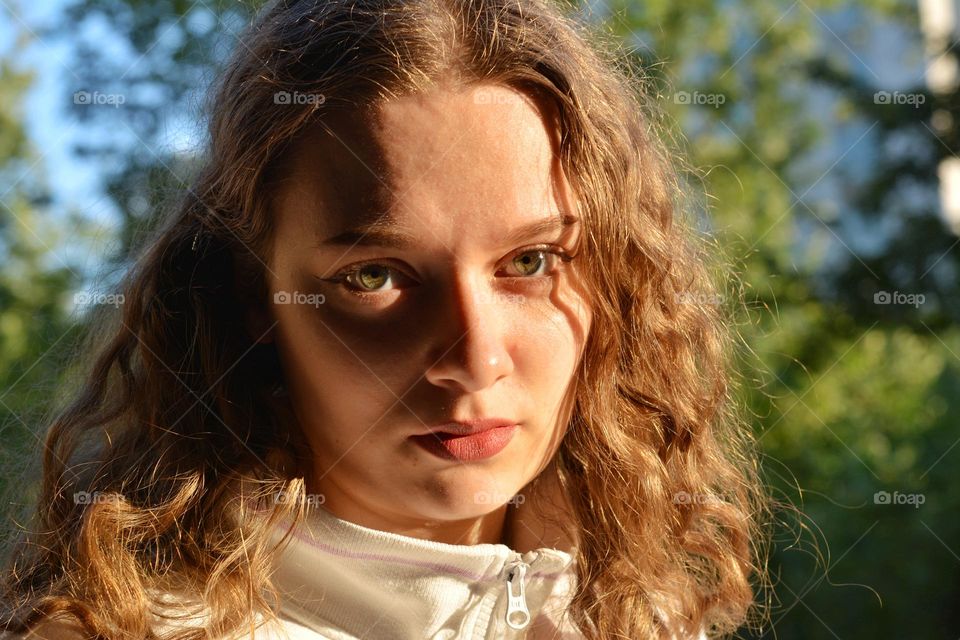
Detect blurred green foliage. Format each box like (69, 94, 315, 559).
(0, 46, 86, 510)
(1, 0, 958, 637)
(605, 1, 960, 636)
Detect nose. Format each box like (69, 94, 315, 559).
(423, 273, 514, 393)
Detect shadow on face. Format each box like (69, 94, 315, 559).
(254, 80, 592, 537)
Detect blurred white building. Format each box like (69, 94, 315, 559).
(920, 0, 960, 233)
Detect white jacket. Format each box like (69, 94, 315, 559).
(13, 504, 709, 639)
(252, 505, 586, 639)
(147, 505, 711, 639)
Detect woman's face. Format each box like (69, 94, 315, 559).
(262, 81, 591, 538)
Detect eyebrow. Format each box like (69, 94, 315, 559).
(317, 212, 580, 250)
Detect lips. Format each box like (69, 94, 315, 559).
(410, 418, 518, 461)
(419, 417, 517, 437)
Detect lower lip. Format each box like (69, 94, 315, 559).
(410, 425, 518, 462)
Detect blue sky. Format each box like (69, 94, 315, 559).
(2, 0, 204, 231)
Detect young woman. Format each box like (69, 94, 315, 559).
(1, 0, 769, 638)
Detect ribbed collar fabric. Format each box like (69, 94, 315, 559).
(263, 505, 584, 639)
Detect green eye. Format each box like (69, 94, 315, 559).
(512, 251, 546, 276)
(349, 265, 391, 291)
(323, 246, 572, 298)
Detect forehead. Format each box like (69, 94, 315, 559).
(269, 82, 575, 250)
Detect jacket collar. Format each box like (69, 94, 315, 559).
(266, 505, 583, 638)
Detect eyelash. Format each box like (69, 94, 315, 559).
(318, 244, 576, 298)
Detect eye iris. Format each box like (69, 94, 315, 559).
(356, 266, 389, 290)
(513, 251, 544, 276)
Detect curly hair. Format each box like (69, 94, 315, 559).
(1, 0, 770, 638)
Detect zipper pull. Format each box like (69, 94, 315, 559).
(505, 561, 531, 630)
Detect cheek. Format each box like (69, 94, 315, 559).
(512, 310, 574, 368)
(510, 294, 589, 428)
(271, 306, 411, 436)
(507, 305, 584, 440)
(274, 296, 419, 381)
(510, 288, 590, 372)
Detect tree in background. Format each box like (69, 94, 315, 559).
(0, 30, 91, 510)
(600, 1, 960, 636)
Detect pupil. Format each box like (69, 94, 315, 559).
(359, 267, 386, 289)
(517, 252, 542, 274)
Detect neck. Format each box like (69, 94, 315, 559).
(312, 489, 511, 546)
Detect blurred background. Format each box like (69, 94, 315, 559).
(0, 0, 958, 637)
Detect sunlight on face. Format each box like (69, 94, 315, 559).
(265, 81, 592, 532)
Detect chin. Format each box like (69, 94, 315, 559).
(416, 476, 526, 520)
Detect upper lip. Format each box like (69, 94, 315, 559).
(417, 417, 517, 437)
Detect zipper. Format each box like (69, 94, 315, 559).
(504, 558, 531, 631)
